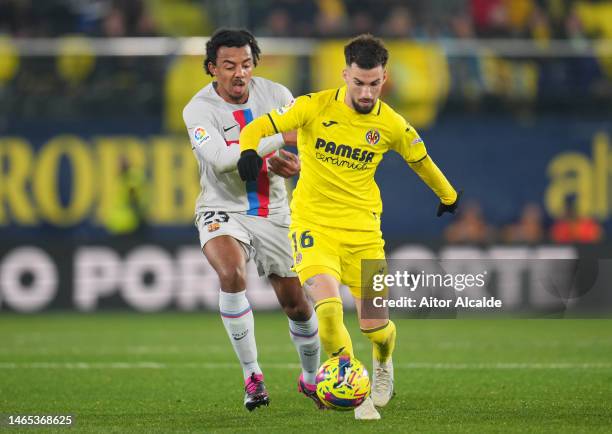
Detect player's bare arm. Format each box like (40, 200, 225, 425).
(268, 150, 300, 178)
(281, 130, 297, 146)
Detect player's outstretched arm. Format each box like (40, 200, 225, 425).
(184, 102, 290, 173)
(235, 129, 296, 177)
(408, 155, 460, 216)
(211, 135, 293, 173)
(216, 135, 291, 173)
(238, 115, 278, 181)
(436, 190, 462, 216)
(393, 118, 459, 217)
(239, 96, 311, 181)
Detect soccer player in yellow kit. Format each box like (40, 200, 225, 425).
(237, 35, 460, 419)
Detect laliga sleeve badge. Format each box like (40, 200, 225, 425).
(294, 252, 303, 265)
(405, 126, 423, 146)
(193, 126, 211, 147)
(365, 129, 380, 145)
(276, 99, 295, 115)
(207, 222, 221, 232)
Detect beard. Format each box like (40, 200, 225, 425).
(227, 91, 246, 103)
(351, 97, 375, 114)
(214, 79, 248, 103)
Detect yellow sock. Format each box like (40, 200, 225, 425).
(314, 297, 354, 358)
(361, 320, 396, 363)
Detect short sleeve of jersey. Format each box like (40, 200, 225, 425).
(267, 94, 315, 134)
(390, 115, 428, 163)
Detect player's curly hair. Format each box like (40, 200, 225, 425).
(204, 28, 261, 76)
(344, 34, 389, 69)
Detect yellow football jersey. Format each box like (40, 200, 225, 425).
(241, 86, 455, 231)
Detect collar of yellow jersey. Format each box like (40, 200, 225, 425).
(334, 86, 382, 116)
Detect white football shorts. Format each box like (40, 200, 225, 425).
(195, 210, 297, 278)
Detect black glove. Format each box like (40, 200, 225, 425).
(437, 190, 462, 217)
(237, 149, 263, 182)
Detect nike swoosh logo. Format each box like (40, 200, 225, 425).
(331, 346, 345, 357)
(322, 121, 338, 127)
(233, 330, 249, 341)
(223, 124, 238, 132)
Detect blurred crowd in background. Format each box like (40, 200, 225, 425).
(0, 0, 610, 245)
(444, 200, 604, 244)
(1, 0, 612, 40)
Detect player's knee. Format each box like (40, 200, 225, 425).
(281, 304, 302, 321)
(279, 297, 310, 321)
(216, 265, 247, 291)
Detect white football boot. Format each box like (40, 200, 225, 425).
(371, 357, 394, 407)
(354, 396, 381, 420)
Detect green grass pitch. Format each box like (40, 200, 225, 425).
(1, 313, 611, 433)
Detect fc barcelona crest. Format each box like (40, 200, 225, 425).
(207, 223, 221, 232)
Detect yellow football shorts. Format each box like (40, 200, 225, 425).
(288, 222, 386, 298)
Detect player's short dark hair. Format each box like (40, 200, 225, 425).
(204, 28, 261, 76)
(344, 34, 389, 69)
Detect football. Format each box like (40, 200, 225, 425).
(315, 355, 371, 410)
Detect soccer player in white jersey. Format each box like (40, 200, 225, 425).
(182, 29, 321, 411)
